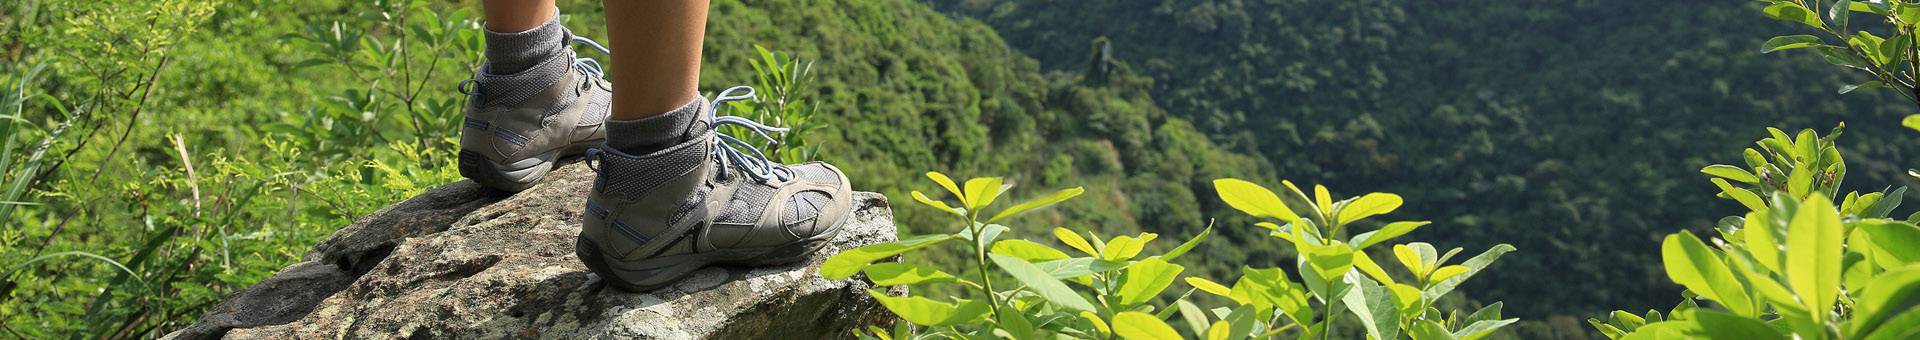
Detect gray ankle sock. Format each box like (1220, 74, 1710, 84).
(606, 97, 707, 155)
(484, 13, 565, 75)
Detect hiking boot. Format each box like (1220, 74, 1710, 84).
(575, 86, 854, 292)
(457, 34, 614, 192)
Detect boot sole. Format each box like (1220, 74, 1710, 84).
(458, 140, 602, 192)
(576, 220, 846, 293)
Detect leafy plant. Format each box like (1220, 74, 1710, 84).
(1205, 179, 1518, 340)
(1757, 0, 1920, 128)
(823, 171, 1229, 339)
(826, 172, 1520, 339)
(721, 45, 824, 164)
(1590, 126, 1920, 339)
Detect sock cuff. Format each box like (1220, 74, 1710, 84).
(483, 10, 566, 75)
(605, 96, 708, 154)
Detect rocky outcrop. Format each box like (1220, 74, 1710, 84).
(164, 163, 900, 339)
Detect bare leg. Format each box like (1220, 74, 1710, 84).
(602, 0, 710, 120)
(483, 0, 558, 32)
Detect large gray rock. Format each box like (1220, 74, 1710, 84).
(165, 163, 900, 339)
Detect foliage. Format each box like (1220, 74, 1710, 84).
(1207, 179, 1517, 340)
(825, 173, 1520, 339)
(1756, 0, 1920, 125)
(1590, 127, 1920, 339)
(925, 0, 1920, 321)
(720, 45, 824, 164)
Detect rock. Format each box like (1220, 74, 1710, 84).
(164, 163, 902, 339)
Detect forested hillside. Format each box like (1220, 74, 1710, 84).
(926, 0, 1920, 322)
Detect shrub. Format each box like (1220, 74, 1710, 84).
(826, 173, 1520, 339)
(1589, 126, 1920, 339)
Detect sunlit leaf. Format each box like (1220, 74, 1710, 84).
(1661, 231, 1755, 316)
(989, 186, 1085, 222)
(1113, 312, 1182, 340)
(1055, 227, 1097, 256)
(1786, 194, 1842, 324)
(867, 290, 989, 326)
(991, 239, 1072, 263)
(991, 254, 1096, 311)
(1214, 178, 1301, 222)
(1115, 258, 1185, 307)
(962, 177, 1006, 211)
(862, 262, 958, 286)
(926, 171, 963, 199)
(821, 234, 954, 279)
(1350, 221, 1430, 250)
(1337, 193, 1403, 226)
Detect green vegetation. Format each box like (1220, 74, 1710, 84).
(824, 174, 1517, 339)
(1590, 127, 1920, 339)
(925, 0, 1920, 323)
(3, 0, 1919, 338)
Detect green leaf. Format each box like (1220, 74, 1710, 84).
(1341, 272, 1401, 340)
(1238, 267, 1313, 325)
(1701, 165, 1760, 184)
(1452, 318, 1519, 340)
(821, 234, 954, 279)
(910, 191, 963, 217)
(991, 239, 1072, 263)
(1186, 277, 1237, 302)
(1743, 211, 1785, 273)
(1711, 178, 1768, 212)
(1314, 184, 1335, 214)
(1410, 320, 1457, 340)
(1764, 1, 1827, 29)
(1862, 220, 1920, 265)
(1101, 233, 1158, 261)
(867, 290, 990, 326)
(1851, 265, 1920, 337)
(1661, 231, 1755, 316)
(962, 177, 1007, 211)
(998, 310, 1034, 339)
(1905, 114, 1920, 132)
(1424, 244, 1516, 300)
(1628, 311, 1784, 340)
(1761, 35, 1825, 53)
(1350, 221, 1431, 250)
(1214, 178, 1301, 222)
(988, 186, 1085, 223)
(1336, 193, 1403, 226)
(1300, 241, 1357, 288)
(1839, 80, 1884, 95)
(1162, 225, 1212, 261)
(1178, 300, 1211, 339)
(862, 262, 958, 286)
(926, 172, 963, 199)
(1113, 311, 1182, 340)
(1116, 258, 1186, 307)
(1786, 194, 1843, 325)
(990, 254, 1096, 311)
(1831, 0, 1852, 32)
(1055, 227, 1098, 256)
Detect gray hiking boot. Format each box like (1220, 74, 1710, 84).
(457, 34, 613, 192)
(575, 86, 854, 292)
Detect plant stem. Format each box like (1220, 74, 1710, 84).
(970, 217, 1002, 320)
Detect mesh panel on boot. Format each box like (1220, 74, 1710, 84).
(717, 183, 775, 224)
(577, 87, 611, 126)
(475, 51, 572, 109)
(595, 141, 708, 202)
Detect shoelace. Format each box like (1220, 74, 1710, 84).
(708, 86, 793, 182)
(585, 86, 794, 183)
(458, 35, 613, 95)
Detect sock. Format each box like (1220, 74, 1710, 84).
(483, 12, 565, 75)
(605, 97, 707, 155)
